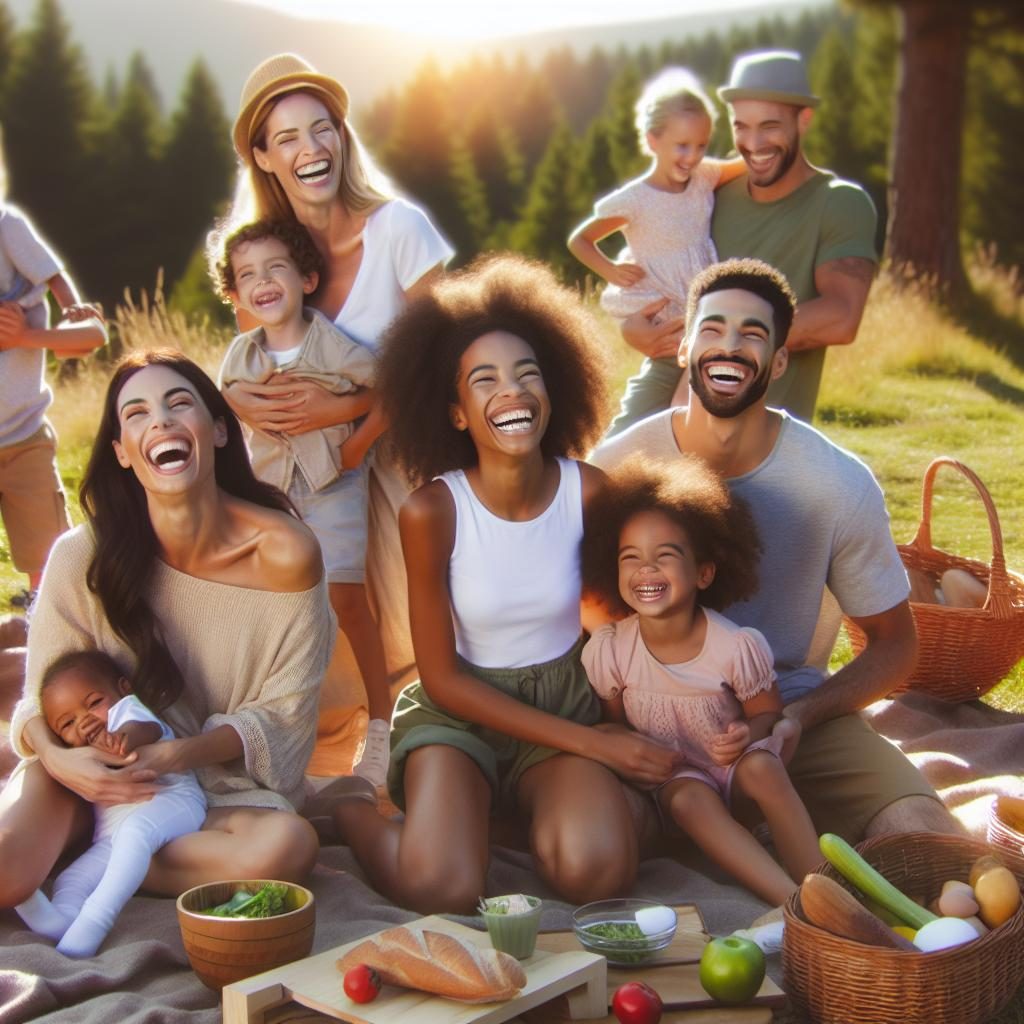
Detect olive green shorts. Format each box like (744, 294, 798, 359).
(785, 713, 941, 842)
(387, 638, 599, 811)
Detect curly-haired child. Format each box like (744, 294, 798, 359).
(581, 454, 820, 905)
(214, 219, 392, 786)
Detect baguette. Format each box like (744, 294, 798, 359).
(336, 925, 527, 1003)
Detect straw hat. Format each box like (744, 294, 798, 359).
(233, 53, 349, 158)
(718, 50, 819, 109)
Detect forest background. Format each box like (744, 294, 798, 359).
(0, 0, 1023, 703)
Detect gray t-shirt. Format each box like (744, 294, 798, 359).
(0, 205, 62, 446)
(590, 409, 909, 702)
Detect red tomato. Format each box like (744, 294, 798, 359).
(343, 963, 382, 1004)
(611, 980, 663, 1024)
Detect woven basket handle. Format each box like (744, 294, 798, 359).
(910, 457, 1014, 618)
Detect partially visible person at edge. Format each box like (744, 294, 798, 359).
(590, 259, 961, 844)
(329, 255, 681, 915)
(0, 351, 334, 918)
(0, 122, 107, 601)
(217, 53, 454, 786)
(617, 50, 877, 430)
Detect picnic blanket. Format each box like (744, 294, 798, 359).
(2, 691, 1023, 1024)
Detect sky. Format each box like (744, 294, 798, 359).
(233, 0, 796, 39)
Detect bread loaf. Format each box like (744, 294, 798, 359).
(336, 925, 527, 1003)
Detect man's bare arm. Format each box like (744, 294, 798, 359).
(781, 600, 917, 733)
(785, 256, 875, 354)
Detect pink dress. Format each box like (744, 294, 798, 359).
(581, 608, 783, 802)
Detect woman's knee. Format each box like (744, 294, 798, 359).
(531, 819, 637, 903)
(237, 812, 319, 883)
(396, 847, 487, 915)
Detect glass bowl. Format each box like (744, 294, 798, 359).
(572, 898, 677, 966)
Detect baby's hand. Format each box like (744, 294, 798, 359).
(90, 729, 129, 757)
(607, 262, 646, 288)
(709, 720, 751, 767)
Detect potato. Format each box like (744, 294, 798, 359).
(974, 866, 1021, 928)
(968, 855, 1004, 889)
(938, 880, 980, 919)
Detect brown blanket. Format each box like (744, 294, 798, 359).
(3, 692, 1022, 1024)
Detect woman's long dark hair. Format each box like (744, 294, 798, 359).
(79, 350, 293, 713)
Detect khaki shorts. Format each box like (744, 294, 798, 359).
(785, 713, 940, 841)
(0, 423, 69, 574)
(387, 638, 599, 811)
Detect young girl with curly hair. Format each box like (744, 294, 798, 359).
(581, 454, 820, 905)
(330, 254, 681, 914)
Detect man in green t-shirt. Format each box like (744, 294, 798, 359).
(617, 50, 877, 426)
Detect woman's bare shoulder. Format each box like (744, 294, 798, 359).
(233, 501, 322, 592)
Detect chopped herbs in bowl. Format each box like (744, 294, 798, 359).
(572, 898, 677, 965)
(199, 883, 290, 919)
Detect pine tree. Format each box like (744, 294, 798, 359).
(805, 27, 863, 182)
(1, 0, 96, 288)
(510, 70, 560, 175)
(512, 122, 584, 281)
(603, 64, 646, 182)
(161, 59, 234, 289)
(961, 35, 1024, 271)
(381, 60, 484, 259)
(92, 51, 164, 306)
(465, 101, 525, 227)
(0, 2, 15, 105)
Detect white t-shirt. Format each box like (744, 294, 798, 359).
(332, 197, 453, 351)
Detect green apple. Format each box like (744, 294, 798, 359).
(699, 935, 765, 1004)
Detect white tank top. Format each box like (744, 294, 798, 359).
(439, 457, 583, 668)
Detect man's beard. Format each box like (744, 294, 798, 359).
(741, 135, 799, 188)
(688, 356, 773, 418)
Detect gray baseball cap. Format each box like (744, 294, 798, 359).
(718, 50, 820, 108)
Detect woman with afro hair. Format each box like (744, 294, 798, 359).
(331, 254, 681, 913)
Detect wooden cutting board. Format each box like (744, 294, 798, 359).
(526, 903, 783, 1023)
(222, 914, 607, 1024)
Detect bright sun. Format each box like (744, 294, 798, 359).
(233, 0, 783, 39)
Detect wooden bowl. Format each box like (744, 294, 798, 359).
(176, 879, 315, 989)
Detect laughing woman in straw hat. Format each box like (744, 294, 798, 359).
(220, 54, 454, 787)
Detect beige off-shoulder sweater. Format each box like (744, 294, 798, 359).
(10, 526, 335, 812)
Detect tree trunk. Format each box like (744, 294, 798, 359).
(885, 0, 971, 297)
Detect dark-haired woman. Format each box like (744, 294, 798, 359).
(0, 351, 333, 910)
(332, 255, 681, 915)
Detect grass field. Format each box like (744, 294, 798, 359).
(3, 271, 1023, 713)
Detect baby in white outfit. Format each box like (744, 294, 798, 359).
(14, 650, 207, 957)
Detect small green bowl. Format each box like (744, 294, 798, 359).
(479, 894, 542, 959)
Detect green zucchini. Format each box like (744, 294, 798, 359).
(819, 833, 937, 931)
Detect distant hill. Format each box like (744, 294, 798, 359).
(5, 0, 831, 116)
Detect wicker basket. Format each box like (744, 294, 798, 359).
(845, 457, 1024, 701)
(989, 796, 1024, 860)
(782, 833, 1024, 1024)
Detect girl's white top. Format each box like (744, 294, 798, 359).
(594, 164, 720, 320)
(438, 458, 583, 668)
(331, 197, 453, 351)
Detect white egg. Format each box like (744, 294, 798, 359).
(912, 916, 979, 952)
(634, 905, 676, 936)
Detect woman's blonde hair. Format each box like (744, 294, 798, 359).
(635, 67, 716, 157)
(245, 87, 392, 220)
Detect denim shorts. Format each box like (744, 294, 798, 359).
(288, 465, 369, 584)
